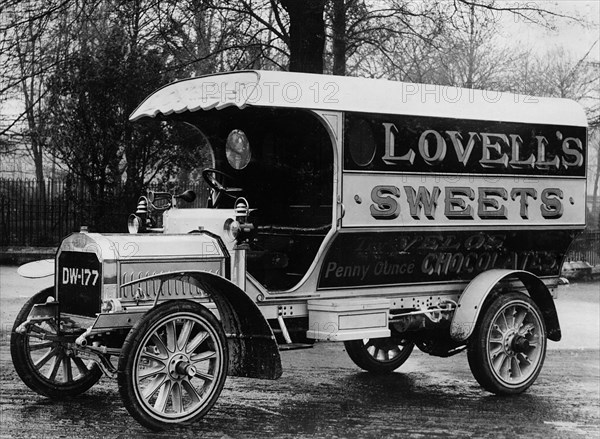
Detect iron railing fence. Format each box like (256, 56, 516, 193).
(0, 178, 209, 247)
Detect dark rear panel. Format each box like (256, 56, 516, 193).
(58, 251, 102, 317)
(318, 229, 576, 289)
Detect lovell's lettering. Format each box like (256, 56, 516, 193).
(381, 125, 584, 171)
(344, 113, 586, 177)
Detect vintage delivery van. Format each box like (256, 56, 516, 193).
(11, 70, 587, 430)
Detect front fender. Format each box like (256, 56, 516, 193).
(123, 270, 282, 380)
(450, 269, 561, 343)
(17, 259, 55, 278)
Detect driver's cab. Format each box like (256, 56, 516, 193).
(186, 106, 334, 290)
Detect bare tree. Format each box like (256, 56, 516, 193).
(279, 0, 326, 72)
(183, 0, 291, 71)
(326, 0, 446, 78)
(0, 0, 76, 190)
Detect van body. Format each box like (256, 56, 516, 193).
(12, 71, 587, 430)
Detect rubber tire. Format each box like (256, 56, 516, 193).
(10, 288, 102, 398)
(344, 337, 414, 374)
(467, 292, 547, 395)
(118, 300, 228, 430)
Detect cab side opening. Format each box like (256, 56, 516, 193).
(181, 107, 334, 291)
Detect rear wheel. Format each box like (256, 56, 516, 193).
(468, 292, 547, 394)
(118, 300, 228, 430)
(344, 337, 414, 374)
(10, 288, 102, 398)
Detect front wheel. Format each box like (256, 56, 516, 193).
(10, 288, 102, 398)
(344, 337, 414, 374)
(467, 292, 547, 394)
(118, 300, 229, 430)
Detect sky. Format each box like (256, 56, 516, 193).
(497, 0, 600, 61)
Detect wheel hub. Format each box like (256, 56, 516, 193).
(168, 353, 196, 380)
(511, 334, 530, 353)
(500, 329, 531, 356)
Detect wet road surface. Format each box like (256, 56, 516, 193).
(0, 266, 598, 438)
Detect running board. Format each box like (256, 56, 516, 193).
(279, 343, 314, 351)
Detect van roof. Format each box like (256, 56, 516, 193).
(130, 70, 588, 127)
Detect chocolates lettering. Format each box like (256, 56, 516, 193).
(422, 250, 559, 277)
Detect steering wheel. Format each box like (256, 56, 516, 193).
(202, 168, 242, 207)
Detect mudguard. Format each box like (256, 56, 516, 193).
(450, 269, 561, 343)
(17, 259, 55, 278)
(123, 270, 282, 380)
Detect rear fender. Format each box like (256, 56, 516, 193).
(450, 269, 561, 343)
(124, 270, 282, 380)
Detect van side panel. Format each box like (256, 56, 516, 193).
(321, 112, 586, 291)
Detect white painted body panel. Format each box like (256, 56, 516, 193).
(343, 173, 586, 228)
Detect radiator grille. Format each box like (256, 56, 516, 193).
(57, 251, 102, 317)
